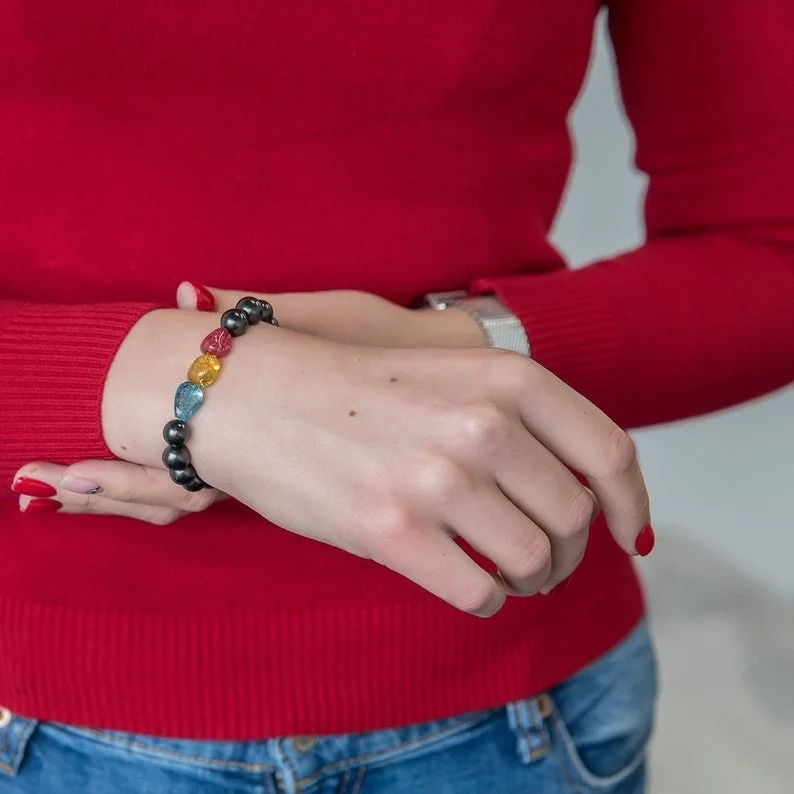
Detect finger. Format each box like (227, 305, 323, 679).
(18, 492, 186, 526)
(448, 485, 553, 596)
(495, 431, 599, 591)
(12, 462, 69, 498)
(370, 520, 506, 617)
(176, 281, 273, 315)
(513, 362, 651, 555)
(60, 459, 223, 512)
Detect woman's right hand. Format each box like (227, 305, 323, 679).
(102, 309, 651, 616)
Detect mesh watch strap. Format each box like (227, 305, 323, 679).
(424, 292, 531, 357)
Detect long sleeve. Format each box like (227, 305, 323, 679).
(472, 0, 794, 429)
(0, 300, 159, 489)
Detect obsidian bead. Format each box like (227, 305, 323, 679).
(162, 419, 189, 446)
(169, 464, 198, 485)
(257, 300, 274, 322)
(183, 477, 207, 492)
(220, 309, 249, 337)
(235, 297, 264, 325)
(162, 445, 191, 470)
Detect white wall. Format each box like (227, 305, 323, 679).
(552, 16, 794, 599)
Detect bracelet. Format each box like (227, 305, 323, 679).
(161, 297, 279, 492)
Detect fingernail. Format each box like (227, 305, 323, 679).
(190, 283, 216, 312)
(635, 524, 655, 557)
(22, 498, 62, 514)
(11, 477, 58, 498)
(60, 476, 103, 495)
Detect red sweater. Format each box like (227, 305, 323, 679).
(1, 0, 793, 739)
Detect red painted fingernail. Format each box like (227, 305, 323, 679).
(635, 524, 655, 557)
(22, 498, 62, 514)
(12, 477, 58, 498)
(190, 283, 216, 312)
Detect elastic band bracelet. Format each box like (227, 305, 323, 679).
(161, 297, 279, 492)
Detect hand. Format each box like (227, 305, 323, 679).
(100, 310, 651, 615)
(13, 284, 486, 523)
(176, 282, 487, 348)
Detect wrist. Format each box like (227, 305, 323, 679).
(420, 292, 530, 355)
(414, 306, 488, 347)
(102, 309, 222, 466)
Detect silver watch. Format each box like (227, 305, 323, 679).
(424, 291, 530, 357)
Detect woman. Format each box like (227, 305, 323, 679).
(1, 1, 792, 792)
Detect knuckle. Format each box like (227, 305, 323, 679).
(454, 577, 500, 616)
(453, 403, 509, 457)
(123, 467, 172, 504)
(511, 532, 552, 580)
(373, 506, 417, 551)
(485, 348, 533, 391)
(147, 508, 183, 527)
(178, 490, 217, 513)
(633, 490, 652, 525)
(415, 457, 468, 507)
(559, 488, 598, 538)
(74, 495, 102, 514)
(110, 477, 143, 504)
(602, 427, 637, 476)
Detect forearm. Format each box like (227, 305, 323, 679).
(473, 234, 794, 428)
(0, 298, 159, 490)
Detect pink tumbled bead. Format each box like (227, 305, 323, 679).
(200, 327, 233, 357)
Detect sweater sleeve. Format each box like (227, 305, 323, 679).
(0, 300, 160, 490)
(472, 0, 794, 429)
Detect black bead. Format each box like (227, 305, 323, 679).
(163, 419, 188, 446)
(269, 317, 279, 327)
(235, 297, 264, 325)
(170, 464, 198, 485)
(183, 477, 207, 492)
(220, 309, 249, 337)
(162, 445, 191, 470)
(257, 300, 274, 322)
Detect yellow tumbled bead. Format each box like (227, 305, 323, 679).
(187, 354, 221, 388)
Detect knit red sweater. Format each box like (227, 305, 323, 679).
(1, 0, 793, 739)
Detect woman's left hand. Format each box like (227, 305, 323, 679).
(13, 283, 486, 519)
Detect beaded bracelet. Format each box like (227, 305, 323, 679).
(161, 297, 278, 492)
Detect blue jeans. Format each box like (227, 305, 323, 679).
(0, 620, 656, 794)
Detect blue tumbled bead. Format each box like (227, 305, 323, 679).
(174, 381, 204, 422)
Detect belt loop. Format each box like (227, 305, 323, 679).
(0, 708, 38, 778)
(506, 696, 550, 764)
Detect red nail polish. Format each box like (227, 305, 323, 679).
(635, 524, 655, 557)
(12, 477, 58, 498)
(22, 498, 62, 514)
(191, 283, 216, 312)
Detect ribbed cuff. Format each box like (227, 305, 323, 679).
(0, 301, 162, 470)
(471, 269, 622, 404)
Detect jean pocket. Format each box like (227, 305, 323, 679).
(0, 707, 38, 777)
(546, 620, 658, 791)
